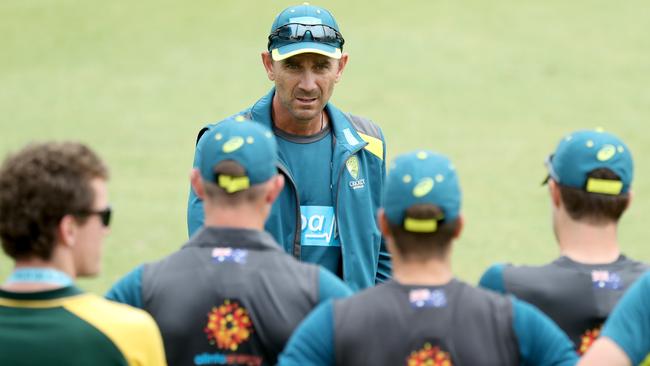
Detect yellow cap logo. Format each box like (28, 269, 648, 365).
(222, 137, 244, 153)
(413, 178, 434, 198)
(346, 156, 359, 180)
(597, 144, 616, 162)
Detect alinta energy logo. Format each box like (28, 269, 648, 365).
(578, 325, 602, 355)
(204, 300, 253, 351)
(407, 343, 453, 366)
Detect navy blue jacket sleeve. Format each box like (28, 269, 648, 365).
(105, 265, 145, 308)
(512, 298, 578, 365)
(187, 128, 208, 237)
(318, 267, 353, 301)
(601, 272, 650, 365)
(278, 301, 335, 366)
(479, 263, 507, 293)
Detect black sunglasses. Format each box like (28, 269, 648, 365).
(268, 23, 344, 51)
(74, 206, 112, 227)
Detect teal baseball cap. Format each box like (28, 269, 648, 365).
(199, 116, 278, 193)
(384, 151, 462, 233)
(267, 3, 344, 61)
(545, 129, 633, 195)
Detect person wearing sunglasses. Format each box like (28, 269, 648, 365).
(479, 129, 647, 354)
(187, 3, 391, 292)
(108, 117, 351, 366)
(0, 142, 166, 366)
(279, 151, 577, 365)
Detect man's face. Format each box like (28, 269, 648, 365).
(266, 52, 347, 123)
(73, 178, 110, 277)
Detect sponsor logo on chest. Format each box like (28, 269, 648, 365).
(300, 206, 340, 247)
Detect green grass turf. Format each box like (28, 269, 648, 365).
(1, 0, 649, 293)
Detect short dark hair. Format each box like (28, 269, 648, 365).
(0, 142, 108, 260)
(388, 204, 460, 260)
(558, 168, 630, 224)
(202, 161, 267, 206)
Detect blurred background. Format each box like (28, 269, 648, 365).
(1, 0, 648, 293)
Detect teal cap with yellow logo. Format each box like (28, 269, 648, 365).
(199, 116, 278, 193)
(545, 129, 633, 195)
(267, 3, 344, 61)
(384, 151, 461, 233)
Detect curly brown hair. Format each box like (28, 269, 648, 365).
(0, 142, 109, 260)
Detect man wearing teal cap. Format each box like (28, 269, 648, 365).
(109, 117, 352, 365)
(188, 3, 391, 291)
(279, 150, 577, 366)
(480, 129, 648, 354)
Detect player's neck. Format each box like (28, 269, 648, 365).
(204, 206, 267, 231)
(2, 254, 75, 292)
(392, 256, 453, 286)
(556, 216, 621, 264)
(271, 95, 326, 136)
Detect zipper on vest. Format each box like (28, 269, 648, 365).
(277, 163, 302, 259)
(334, 144, 366, 280)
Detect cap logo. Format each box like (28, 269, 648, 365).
(597, 145, 616, 162)
(289, 16, 322, 25)
(222, 137, 244, 153)
(413, 178, 434, 198)
(346, 156, 359, 179)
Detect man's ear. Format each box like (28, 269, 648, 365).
(58, 215, 77, 248)
(334, 53, 349, 83)
(261, 51, 275, 81)
(377, 209, 393, 239)
(453, 214, 464, 239)
(190, 169, 206, 200)
(266, 174, 285, 204)
(626, 190, 633, 211)
(549, 179, 562, 208)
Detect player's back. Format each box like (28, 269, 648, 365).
(481, 255, 648, 353)
(0, 286, 165, 366)
(334, 279, 520, 365)
(141, 227, 326, 366)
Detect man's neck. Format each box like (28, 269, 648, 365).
(2, 257, 75, 292)
(271, 95, 326, 136)
(392, 256, 454, 286)
(204, 207, 266, 231)
(556, 218, 621, 264)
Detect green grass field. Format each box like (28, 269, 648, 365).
(1, 0, 649, 293)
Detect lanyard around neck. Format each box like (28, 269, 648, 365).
(6, 268, 74, 287)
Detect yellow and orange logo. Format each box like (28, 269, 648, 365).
(578, 325, 602, 355)
(204, 300, 254, 351)
(407, 343, 453, 366)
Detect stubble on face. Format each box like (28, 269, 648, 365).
(273, 53, 339, 125)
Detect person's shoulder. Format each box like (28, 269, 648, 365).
(78, 293, 158, 329)
(618, 255, 650, 272)
(345, 112, 383, 138)
(479, 263, 509, 293)
(195, 109, 255, 145)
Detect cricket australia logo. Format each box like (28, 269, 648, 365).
(346, 156, 366, 190)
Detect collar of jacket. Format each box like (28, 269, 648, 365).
(183, 226, 284, 253)
(249, 88, 369, 155)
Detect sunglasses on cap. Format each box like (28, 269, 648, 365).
(268, 23, 345, 50)
(541, 154, 557, 185)
(74, 206, 112, 227)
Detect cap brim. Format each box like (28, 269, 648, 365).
(271, 42, 341, 61)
